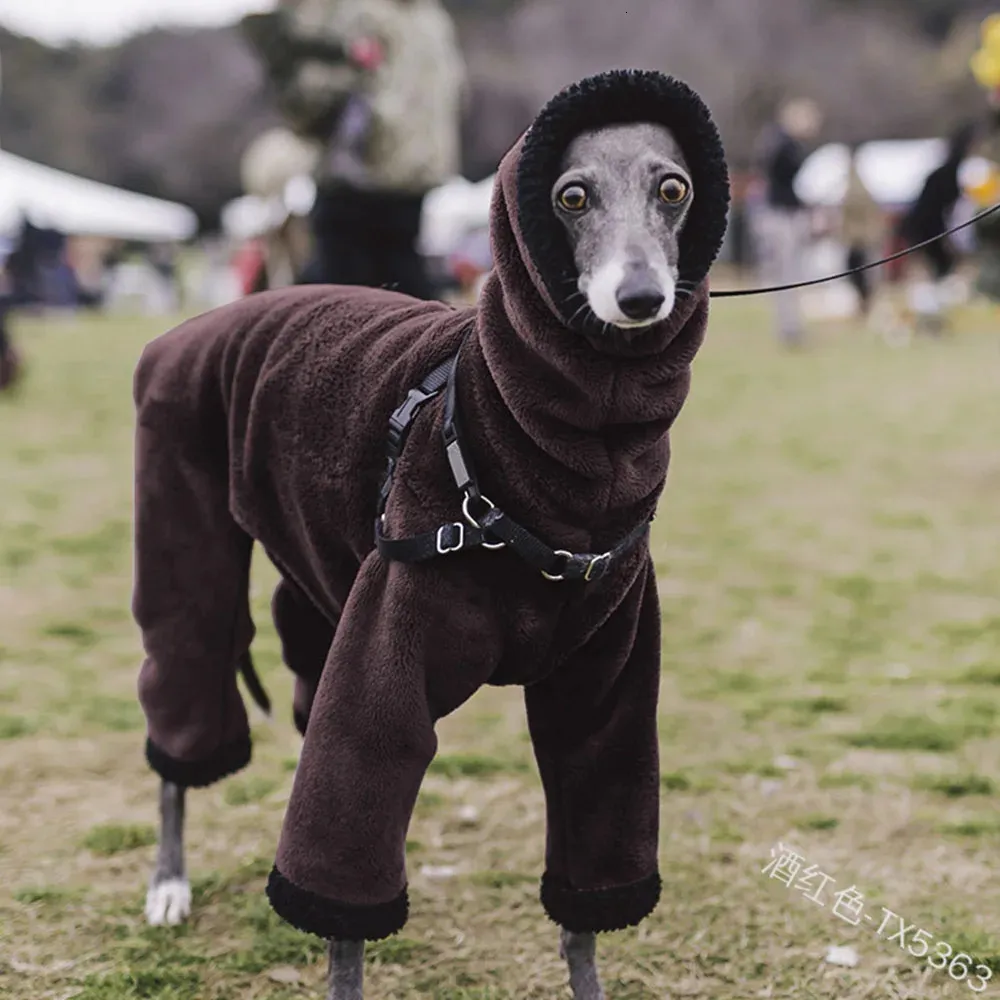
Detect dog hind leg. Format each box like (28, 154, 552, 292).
(271, 577, 337, 736)
(145, 780, 191, 926)
(327, 940, 365, 1000)
(560, 929, 605, 1000)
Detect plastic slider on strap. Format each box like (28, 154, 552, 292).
(542, 550, 613, 583)
(387, 387, 435, 459)
(583, 552, 612, 582)
(435, 522, 465, 555)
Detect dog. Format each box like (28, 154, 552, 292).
(134, 70, 728, 1000)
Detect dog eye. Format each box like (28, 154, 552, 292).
(558, 184, 589, 212)
(659, 176, 689, 205)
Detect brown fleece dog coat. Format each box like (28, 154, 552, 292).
(133, 70, 729, 941)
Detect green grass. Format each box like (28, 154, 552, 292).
(915, 773, 995, 797)
(844, 716, 967, 753)
(83, 824, 158, 856)
(0, 714, 36, 739)
(427, 753, 530, 779)
(942, 818, 1000, 837)
(223, 776, 278, 806)
(75, 969, 203, 1000)
(795, 814, 840, 831)
(1, 302, 999, 998)
(13, 886, 84, 905)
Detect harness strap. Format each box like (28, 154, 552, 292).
(477, 507, 650, 582)
(375, 354, 457, 520)
(374, 337, 651, 583)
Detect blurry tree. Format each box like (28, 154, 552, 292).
(829, 0, 995, 40)
(0, 0, 993, 231)
(95, 28, 279, 227)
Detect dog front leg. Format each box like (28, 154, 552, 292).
(327, 939, 364, 1000)
(145, 780, 192, 926)
(560, 929, 606, 999)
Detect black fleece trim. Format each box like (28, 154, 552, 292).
(266, 867, 409, 941)
(145, 735, 252, 789)
(517, 69, 730, 330)
(540, 871, 662, 934)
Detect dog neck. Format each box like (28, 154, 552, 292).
(454, 269, 707, 547)
(446, 130, 710, 548)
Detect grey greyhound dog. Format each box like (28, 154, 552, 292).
(143, 117, 695, 1000)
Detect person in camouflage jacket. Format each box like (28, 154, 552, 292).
(243, 0, 466, 298)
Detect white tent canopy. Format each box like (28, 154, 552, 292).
(795, 138, 955, 208)
(0, 149, 198, 242)
(418, 174, 495, 257)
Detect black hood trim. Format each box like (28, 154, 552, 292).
(516, 69, 730, 330)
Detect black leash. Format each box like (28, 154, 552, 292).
(375, 335, 649, 583)
(373, 198, 1000, 577)
(709, 199, 1000, 299)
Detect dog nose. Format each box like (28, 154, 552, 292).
(616, 282, 666, 321)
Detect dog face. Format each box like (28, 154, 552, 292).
(551, 122, 693, 330)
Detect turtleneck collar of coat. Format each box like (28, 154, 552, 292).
(450, 71, 729, 543)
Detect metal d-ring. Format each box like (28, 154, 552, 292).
(461, 493, 507, 550)
(541, 550, 574, 582)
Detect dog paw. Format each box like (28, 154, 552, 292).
(145, 878, 191, 926)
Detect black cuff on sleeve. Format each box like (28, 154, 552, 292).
(540, 870, 662, 933)
(145, 735, 252, 789)
(266, 866, 409, 941)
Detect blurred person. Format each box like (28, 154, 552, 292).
(0, 221, 42, 391)
(753, 97, 823, 347)
(239, 127, 320, 291)
(0, 281, 20, 392)
(839, 144, 884, 319)
(0, 239, 20, 392)
(896, 121, 979, 332)
(148, 243, 181, 313)
(244, 0, 466, 299)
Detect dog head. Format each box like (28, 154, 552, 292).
(551, 122, 693, 331)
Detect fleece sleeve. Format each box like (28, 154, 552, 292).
(267, 551, 500, 941)
(525, 560, 663, 933)
(132, 344, 256, 788)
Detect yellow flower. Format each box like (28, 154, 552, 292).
(962, 159, 1000, 207)
(971, 13, 1000, 89)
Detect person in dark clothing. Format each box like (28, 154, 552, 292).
(753, 98, 823, 345)
(898, 122, 978, 279)
(764, 126, 809, 210)
(0, 300, 20, 392)
(897, 122, 979, 331)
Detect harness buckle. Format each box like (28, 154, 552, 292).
(584, 552, 612, 582)
(436, 522, 465, 555)
(541, 550, 575, 582)
(387, 388, 434, 458)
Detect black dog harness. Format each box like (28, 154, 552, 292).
(374, 343, 650, 583)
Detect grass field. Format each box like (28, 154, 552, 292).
(1, 299, 999, 999)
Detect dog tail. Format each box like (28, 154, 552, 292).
(238, 651, 272, 717)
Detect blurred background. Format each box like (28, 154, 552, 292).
(2, 4, 1000, 999)
(0, 0, 998, 320)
